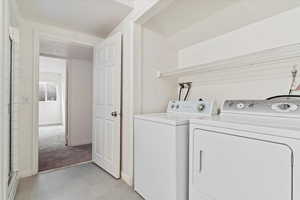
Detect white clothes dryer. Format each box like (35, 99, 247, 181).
(189, 97, 300, 200)
(134, 100, 217, 200)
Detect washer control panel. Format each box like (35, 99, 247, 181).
(223, 99, 300, 116)
(167, 100, 216, 115)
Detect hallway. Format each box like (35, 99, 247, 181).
(39, 126, 92, 171)
(15, 164, 142, 200)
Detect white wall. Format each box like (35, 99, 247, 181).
(141, 27, 178, 113)
(39, 56, 66, 126)
(68, 59, 93, 146)
(178, 7, 300, 106)
(184, 77, 296, 107)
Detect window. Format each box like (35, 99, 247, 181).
(39, 82, 57, 101)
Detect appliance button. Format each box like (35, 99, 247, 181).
(248, 103, 255, 108)
(237, 103, 245, 109)
(228, 102, 234, 107)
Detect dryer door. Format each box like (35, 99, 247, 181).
(190, 129, 293, 200)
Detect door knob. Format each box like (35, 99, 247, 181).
(111, 111, 118, 117)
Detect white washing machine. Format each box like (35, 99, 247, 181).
(189, 97, 300, 200)
(134, 100, 217, 200)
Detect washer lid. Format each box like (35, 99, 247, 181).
(134, 113, 205, 126)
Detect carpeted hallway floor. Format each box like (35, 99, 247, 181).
(39, 126, 92, 171)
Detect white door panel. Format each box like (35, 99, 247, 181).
(96, 68, 105, 105)
(104, 121, 114, 161)
(95, 118, 105, 157)
(93, 32, 122, 178)
(190, 129, 293, 200)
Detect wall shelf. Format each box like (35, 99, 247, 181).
(157, 43, 300, 79)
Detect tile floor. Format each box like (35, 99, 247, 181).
(15, 164, 143, 200)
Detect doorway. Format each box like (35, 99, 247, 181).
(38, 38, 94, 172)
(32, 31, 123, 179)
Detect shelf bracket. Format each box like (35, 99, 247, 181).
(156, 71, 162, 78)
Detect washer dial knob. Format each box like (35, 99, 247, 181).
(197, 104, 206, 112)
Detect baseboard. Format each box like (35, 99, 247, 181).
(18, 169, 35, 178)
(39, 160, 93, 174)
(8, 172, 19, 200)
(121, 172, 133, 186)
(68, 142, 92, 147)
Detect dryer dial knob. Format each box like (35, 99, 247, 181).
(236, 103, 245, 109)
(272, 103, 298, 112)
(279, 104, 290, 110)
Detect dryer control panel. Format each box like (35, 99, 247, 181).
(223, 98, 300, 116)
(167, 100, 217, 115)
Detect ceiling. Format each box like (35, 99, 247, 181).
(16, 0, 134, 37)
(40, 39, 94, 60)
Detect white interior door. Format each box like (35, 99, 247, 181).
(190, 129, 293, 200)
(93, 32, 122, 178)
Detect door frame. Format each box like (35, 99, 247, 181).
(7, 27, 20, 200)
(31, 29, 101, 174)
(0, 0, 10, 198)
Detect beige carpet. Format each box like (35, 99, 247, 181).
(39, 126, 92, 171)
